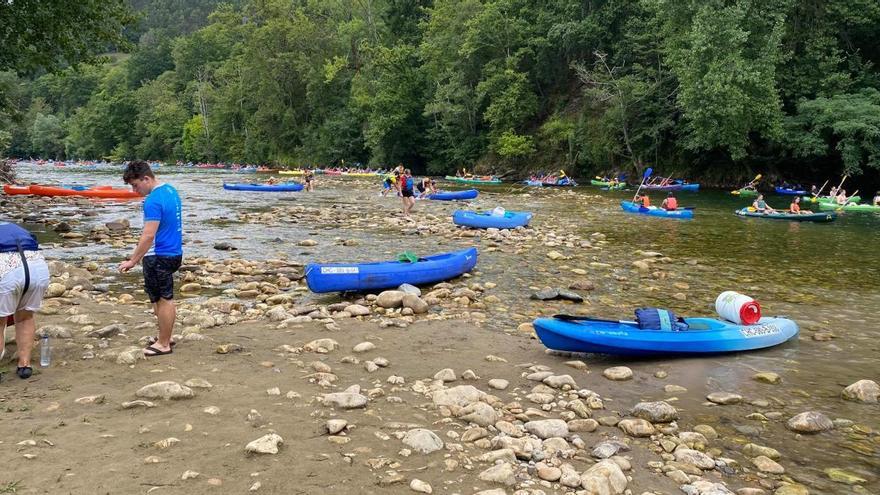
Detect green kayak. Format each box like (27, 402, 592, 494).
(816, 201, 880, 212)
(445, 176, 502, 185)
(801, 195, 861, 204)
(591, 179, 626, 189)
(732, 188, 758, 197)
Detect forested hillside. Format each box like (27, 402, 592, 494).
(2, 0, 879, 183)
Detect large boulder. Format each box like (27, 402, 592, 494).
(402, 429, 443, 454)
(580, 459, 627, 494)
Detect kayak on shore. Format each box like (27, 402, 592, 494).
(29, 185, 140, 199)
(735, 207, 836, 223)
(452, 210, 532, 229)
(620, 200, 694, 219)
(305, 247, 478, 293)
(427, 189, 479, 201)
(533, 314, 799, 355)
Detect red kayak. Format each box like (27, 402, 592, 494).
(30, 185, 140, 199)
(2, 184, 33, 195)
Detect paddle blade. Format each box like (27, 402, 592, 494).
(754, 174, 762, 181)
(643, 167, 653, 179)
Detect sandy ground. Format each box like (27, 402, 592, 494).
(0, 299, 692, 495)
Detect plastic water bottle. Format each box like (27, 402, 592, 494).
(40, 335, 51, 367)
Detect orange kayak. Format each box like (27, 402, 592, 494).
(2, 184, 33, 195)
(30, 185, 141, 199)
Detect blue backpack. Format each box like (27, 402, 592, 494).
(635, 307, 689, 331)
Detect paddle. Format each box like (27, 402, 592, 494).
(836, 190, 859, 210)
(632, 167, 653, 204)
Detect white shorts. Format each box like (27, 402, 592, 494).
(0, 257, 50, 317)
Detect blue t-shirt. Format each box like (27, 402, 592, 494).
(143, 184, 182, 256)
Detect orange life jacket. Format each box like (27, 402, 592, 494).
(640, 195, 651, 207)
(665, 197, 678, 210)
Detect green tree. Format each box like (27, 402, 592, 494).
(30, 113, 67, 158)
(0, 0, 133, 75)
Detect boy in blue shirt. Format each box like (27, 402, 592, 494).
(119, 161, 182, 357)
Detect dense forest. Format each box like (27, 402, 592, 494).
(1, 0, 879, 184)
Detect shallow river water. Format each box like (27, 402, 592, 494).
(9, 164, 880, 492)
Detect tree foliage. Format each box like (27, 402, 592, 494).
(2, 0, 880, 184)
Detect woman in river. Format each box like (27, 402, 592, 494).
(789, 196, 807, 214)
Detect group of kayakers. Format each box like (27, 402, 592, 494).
(265, 170, 316, 191)
(381, 165, 439, 216)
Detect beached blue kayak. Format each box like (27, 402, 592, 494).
(735, 208, 836, 223)
(427, 189, 479, 200)
(775, 187, 807, 196)
(453, 210, 532, 229)
(305, 247, 478, 293)
(620, 201, 694, 219)
(533, 315, 799, 355)
(223, 183, 304, 192)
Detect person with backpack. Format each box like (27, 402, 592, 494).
(0, 222, 50, 379)
(119, 160, 183, 358)
(400, 168, 416, 216)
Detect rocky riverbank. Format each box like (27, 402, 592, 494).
(1, 173, 878, 494)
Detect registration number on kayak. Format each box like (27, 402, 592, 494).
(320, 267, 359, 275)
(740, 325, 780, 338)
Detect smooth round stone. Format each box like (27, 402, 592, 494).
(706, 392, 743, 405)
(603, 366, 633, 381)
(786, 411, 833, 433)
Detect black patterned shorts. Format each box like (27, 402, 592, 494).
(142, 255, 182, 303)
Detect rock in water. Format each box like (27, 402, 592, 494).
(531, 288, 559, 300)
(841, 380, 880, 403)
(787, 411, 833, 433)
(136, 381, 195, 400)
(245, 434, 283, 455)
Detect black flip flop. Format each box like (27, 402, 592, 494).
(143, 345, 173, 357)
(147, 336, 177, 347)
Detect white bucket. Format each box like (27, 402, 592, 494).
(491, 206, 506, 217)
(715, 291, 762, 325)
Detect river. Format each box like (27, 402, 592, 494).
(8, 163, 880, 492)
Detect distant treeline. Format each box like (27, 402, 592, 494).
(1, 0, 879, 186)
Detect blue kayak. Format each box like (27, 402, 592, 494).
(453, 210, 532, 229)
(775, 186, 807, 196)
(680, 183, 700, 192)
(533, 316, 799, 355)
(620, 201, 694, 219)
(427, 189, 479, 201)
(305, 247, 478, 293)
(223, 183, 304, 192)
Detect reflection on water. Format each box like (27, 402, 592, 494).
(10, 165, 880, 490)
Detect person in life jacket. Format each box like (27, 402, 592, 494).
(660, 192, 678, 211)
(0, 222, 50, 380)
(636, 193, 651, 207)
